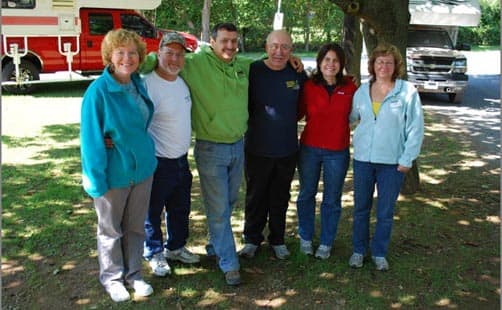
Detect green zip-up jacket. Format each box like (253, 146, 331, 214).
(143, 46, 252, 143)
(182, 46, 252, 142)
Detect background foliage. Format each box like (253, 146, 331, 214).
(146, 0, 500, 51)
(458, 0, 501, 46)
(148, 0, 344, 51)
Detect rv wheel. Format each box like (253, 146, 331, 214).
(2, 60, 40, 94)
(448, 92, 464, 104)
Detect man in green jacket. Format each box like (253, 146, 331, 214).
(185, 23, 249, 286)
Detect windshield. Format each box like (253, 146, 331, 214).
(407, 29, 453, 49)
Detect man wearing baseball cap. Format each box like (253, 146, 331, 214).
(142, 31, 200, 277)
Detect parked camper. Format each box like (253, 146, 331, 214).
(406, 25, 470, 103)
(2, 0, 197, 94)
(407, 0, 481, 103)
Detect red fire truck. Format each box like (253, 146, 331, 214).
(2, 0, 198, 94)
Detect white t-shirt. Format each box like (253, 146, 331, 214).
(144, 71, 192, 159)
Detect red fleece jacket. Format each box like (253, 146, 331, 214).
(298, 77, 357, 151)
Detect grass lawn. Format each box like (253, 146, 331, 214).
(470, 45, 500, 51)
(2, 83, 500, 309)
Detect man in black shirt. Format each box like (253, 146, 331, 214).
(239, 30, 307, 260)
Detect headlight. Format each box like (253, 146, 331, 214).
(453, 59, 467, 67)
(406, 57, 412, 70)
(452, 58, 467, 73)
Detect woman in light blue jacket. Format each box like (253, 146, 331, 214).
(80, 29, 157, 302)
(348, 43, 424, 271)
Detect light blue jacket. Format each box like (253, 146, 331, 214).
(80, 67, 157, 198)
(350, 79, 424, 168)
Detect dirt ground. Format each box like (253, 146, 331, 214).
(2, 51, 499, 308)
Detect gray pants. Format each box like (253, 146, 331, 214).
(94, 177, 153, 289)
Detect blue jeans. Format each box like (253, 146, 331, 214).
(143, 155, 192, 259)
(296, 145, 349, 246)
(194, 139, 243, 273)
(352, 160, 405, 257)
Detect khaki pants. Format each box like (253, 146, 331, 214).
(94, 177, 153, 289)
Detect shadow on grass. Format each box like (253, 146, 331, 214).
(2, 110, 500, 308)
(2, 123, 97, 307)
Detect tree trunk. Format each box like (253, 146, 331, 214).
(201, 0, 211, 42)
(361, 21, 378, 54)
(332, 0, 420, 194)
(401, 160, 420, 194)
(342, 14, 362, 83)
(304, 3, 312, 52)
(331, 0, 410, 60)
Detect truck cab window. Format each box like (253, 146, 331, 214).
(408, 30, 453, 49)
(88, 13, 114, 35)
(2, 0, 35, 9)
(121, 13, 156, 38)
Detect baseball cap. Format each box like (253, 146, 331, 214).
(159, 32, 188, 50)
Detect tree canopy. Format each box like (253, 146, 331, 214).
(150, 0, 344, 51)
(151, 0, 499, 52)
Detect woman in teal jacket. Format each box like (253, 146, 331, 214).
(349, 43, 424, 271)
(80, 29, 157, 302)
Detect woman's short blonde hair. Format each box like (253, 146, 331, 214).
(101, 28, 147, 66)
(368, 43, 405, 82)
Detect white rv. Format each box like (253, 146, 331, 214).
(407, 0, 481, 103)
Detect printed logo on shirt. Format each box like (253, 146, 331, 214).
(389, 100, 402, 108)
(286, 80, 300, 90)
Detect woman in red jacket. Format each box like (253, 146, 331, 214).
(296, 43, 357, 259)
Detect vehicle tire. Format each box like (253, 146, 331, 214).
(2, 60, 40, 94)
(448, 92, 464, 104)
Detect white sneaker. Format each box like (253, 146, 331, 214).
(300, 238, 313, 255)
(372, 256, 389, 271)
(164, 247, 200, 264)
(349, 253, 364, 268)
(238, 243, 259, 258)
(148, 252, 171, 277)
(272, 244, 290, 260)
(131, 279, 153, 297)
(315, 245, 332, 260)
(107, 282, 130, 302)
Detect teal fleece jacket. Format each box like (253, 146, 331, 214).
(80, 67, 157, 198)
(350, 79, 424, 168)
(143, 46, 253, 143)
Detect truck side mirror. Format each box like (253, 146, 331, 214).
(455, 43, 471, 51)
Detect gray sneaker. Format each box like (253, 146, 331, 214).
(372, 256, 389, 271)
(225, 270, 241, 286)
(315, 245, 332, 260)
(349, 253, 364, 268)
(164, 247, 200, 264)
(148, 252, 171, 277)
(238, 243, 258, 258)
(272, 244, 290, 260)
(300, 238, 313, 255)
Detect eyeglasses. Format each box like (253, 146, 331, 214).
(268, 43, 293, 51)
(113, 50, 139, 58)
(159, 49, 185, 58)
(375, 60, 395, 66)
